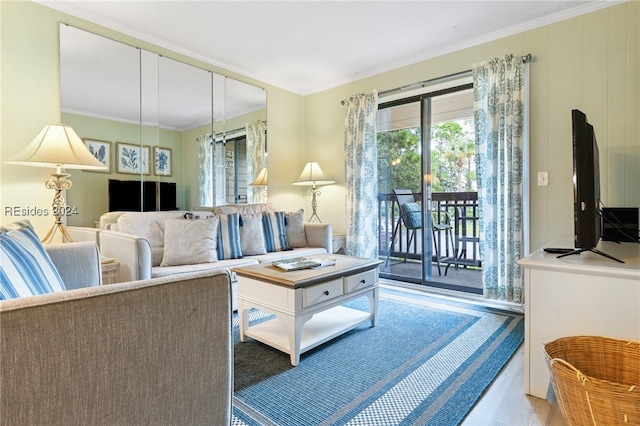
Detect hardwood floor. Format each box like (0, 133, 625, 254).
(462, 345, 566, 426)
(383, 281, 566, 425)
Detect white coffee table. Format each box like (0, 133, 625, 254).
(234, 254, 381, 366)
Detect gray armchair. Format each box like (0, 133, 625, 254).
(1, 241, 233, 425)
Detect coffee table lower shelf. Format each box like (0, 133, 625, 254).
(244, 305, 371, 358)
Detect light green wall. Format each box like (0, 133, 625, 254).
(1, 1, 63, 234)
(62, 112, 184, 226)
(302, 1, 639, 250)
(1, 1, 638, 252)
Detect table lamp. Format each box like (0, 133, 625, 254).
(292, 162, 334, 222)
(5, 124, 107, 242)
(249, 167, 268, 203)
(250, 167, 268, 186)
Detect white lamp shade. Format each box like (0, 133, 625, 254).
(292, 162, 334, 186)
(6, 124, 106, 170)
(250, 167, 268, 186)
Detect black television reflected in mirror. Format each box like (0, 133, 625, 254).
(108, 179, 177, 212)
(557, 109, 623, 263)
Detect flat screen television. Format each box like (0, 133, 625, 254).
(572, 109, 600, 250)
(108, 179, 177, 212)
(557, 109, 622, 263)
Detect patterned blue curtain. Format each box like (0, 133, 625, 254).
(246, 120, 267, 203)
(197, 134, 213, 207)
(344, 91, 378, 258)
(473, 55, 525, 303)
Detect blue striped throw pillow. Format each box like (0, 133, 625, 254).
(262, 211, 291, 252)
(216, 213, 243, 260)
(0, 220, 66, 300)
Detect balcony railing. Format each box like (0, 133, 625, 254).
(378, 191, 481, 270)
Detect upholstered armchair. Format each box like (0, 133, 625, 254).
(1, 223, 233, 425)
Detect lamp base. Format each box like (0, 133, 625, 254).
(41, 171, 75, 243)
(41, 222, 74, 244)
(307, 188, 323, 223)
(307, 211, 322, 223)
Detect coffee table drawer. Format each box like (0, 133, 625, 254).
(344, 269, 376, 293)
(303, 279, 343, 308)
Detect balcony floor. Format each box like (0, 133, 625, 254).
(380, 259, 483, 294)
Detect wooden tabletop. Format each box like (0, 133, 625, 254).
(232, 254, 382, 288)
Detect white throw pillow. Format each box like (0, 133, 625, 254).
(117, 211, 185, 266)
(239, 214, 267, 256)
(286, 209, 308, 248)
(160, 217, 219, 266)
(214, 203, 273, 215)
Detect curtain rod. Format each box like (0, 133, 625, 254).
(220, 127, 246, 137)
(201, 121, 268, 144)
(217, 120, 267, 138)
(198, 127, 246, 144)
(341, 53, 532, 105)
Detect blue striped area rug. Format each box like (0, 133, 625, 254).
(232, 286, 523, 426)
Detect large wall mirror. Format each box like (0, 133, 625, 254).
(60, 25, 267, 226)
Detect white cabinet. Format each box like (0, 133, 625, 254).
(518, 240, 640, 399)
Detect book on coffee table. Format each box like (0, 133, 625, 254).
(272, 257, 336, 271)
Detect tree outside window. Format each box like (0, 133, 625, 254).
(377, 119, 476, 194)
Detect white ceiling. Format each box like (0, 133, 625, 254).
(40, 0, 621, 96)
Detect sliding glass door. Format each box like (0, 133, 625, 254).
(378, 80, 482, 293)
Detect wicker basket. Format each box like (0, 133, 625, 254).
(544, 336, 640, 426)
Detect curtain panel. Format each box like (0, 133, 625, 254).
(197, 134, 213, 207)
(473, 54, 525, 303)
(344, 91, 379, 259)
(246, 120, 267, 203)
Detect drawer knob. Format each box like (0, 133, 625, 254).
(323, 290, 330, 296)
(360, 279, 366, 284)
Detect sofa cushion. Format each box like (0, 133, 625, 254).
(214, 203, 273, 215)
(217, 213, 243, 260)
(239, 214, 267, 256)
(99, 211, 128, 229)
(151, 257, 259, 278)
(0, 220, 66, 300)
(286, 209, 308, 248)
(116, 211, 185, 266)
(186, 210, 216, 219)
(262, 211, 290, 252)
(160, 217, 219, 266)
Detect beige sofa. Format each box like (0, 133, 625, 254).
(0, 241, 233, 425)
(75, 204, 333, 310)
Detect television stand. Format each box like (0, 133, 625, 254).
(557, 247, 624, 263)
(518, 239, 640, 399)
